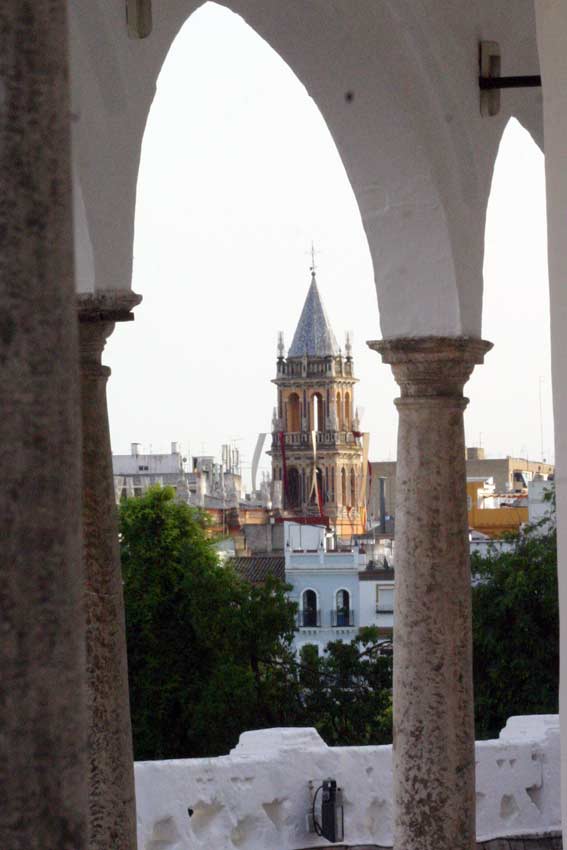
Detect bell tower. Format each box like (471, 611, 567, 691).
(270, 267, 366, 537)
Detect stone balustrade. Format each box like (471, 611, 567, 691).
(135, 716, 561, 850)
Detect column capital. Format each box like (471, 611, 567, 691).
(77, 291, 142, 378)
(77, 290, 142, 324)
(367, 336, 492, 398)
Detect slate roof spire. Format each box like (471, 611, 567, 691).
(288, 269, 339, 358)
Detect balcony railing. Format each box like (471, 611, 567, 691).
(330, 609, 356, 627)
(272, 431, 360, 449)
(297, 609, 321, 628)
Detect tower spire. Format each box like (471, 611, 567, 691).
(288, 264, 339, 358)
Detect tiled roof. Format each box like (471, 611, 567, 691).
(227, 555, 286, 584)
(288, 272, 339, 358)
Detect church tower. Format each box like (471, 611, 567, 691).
(270, 267, 366, 537)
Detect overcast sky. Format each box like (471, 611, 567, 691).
(106, 2, 553, 488)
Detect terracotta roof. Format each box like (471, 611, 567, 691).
(227, 555, 286, 584)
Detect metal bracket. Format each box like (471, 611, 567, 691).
(479, 42, 541, 117)
(126, 0, 152, 39)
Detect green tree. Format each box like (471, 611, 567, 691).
(120, 486, 297, 759)
(296, 627, 393, 746)
(472, 504, 559, 739)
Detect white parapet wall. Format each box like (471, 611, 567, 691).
(135, 716, 561, 850)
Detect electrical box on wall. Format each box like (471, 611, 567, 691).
(307, 778, 344, 843)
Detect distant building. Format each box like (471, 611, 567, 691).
(278, 522, 393, 653)
(369, 448, 554, 527)
(467, 477, 528, 538)
(113, 442, 187, 501)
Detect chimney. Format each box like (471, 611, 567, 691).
(171, 441, 178, 455)
(131, 442, 141, 456)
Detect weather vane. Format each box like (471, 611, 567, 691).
(309, 241, 317, 275)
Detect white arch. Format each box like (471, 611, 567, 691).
(69, 1, 542, 337)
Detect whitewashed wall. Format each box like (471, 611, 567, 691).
(135, 716, 560, 850)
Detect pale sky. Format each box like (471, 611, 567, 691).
(106, 2, 553, 488)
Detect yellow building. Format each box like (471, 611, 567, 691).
(269, 268, 366, 537)
(467, 478, 528, 538)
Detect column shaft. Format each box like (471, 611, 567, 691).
(79, 293, 141, 850)
(0, 2, 87, 849)
(369, 336, 491, 850)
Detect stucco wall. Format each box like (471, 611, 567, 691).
(135, 716, 560, 850)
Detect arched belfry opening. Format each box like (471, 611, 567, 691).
(287, 393, 300, 433)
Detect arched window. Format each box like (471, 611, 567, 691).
(302, 589, 319, 627)
(287, 393, 300, 432)
(341, 467, 347, 506)
(350, 467, 356, 506)
(335, 589, 351, 627)
(344, 391, 351, 430)
(336, 391, 343, 430)
(311, 392, 324, 432)
(287, 467, 301, 508)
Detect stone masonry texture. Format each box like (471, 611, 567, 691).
(0, 2, 87, 849)
(78, 293, 141, 850)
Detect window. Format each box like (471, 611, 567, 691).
(376, 586, 394, 613)
(334, 589, 351, 626)
(301, 589, 319, 627)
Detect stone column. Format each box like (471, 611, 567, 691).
(0, 2, 87, 849)
(78, 291, 142, 850)
(368, 336, 492, 850)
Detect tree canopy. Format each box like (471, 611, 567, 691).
(120, 486, 297, 759)
(472, 506, 558, 739)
